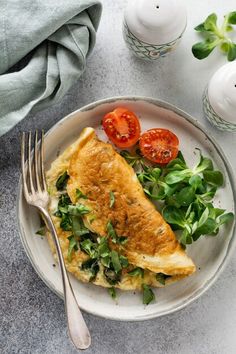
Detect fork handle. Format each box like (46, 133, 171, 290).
(39, 207, 91, 350)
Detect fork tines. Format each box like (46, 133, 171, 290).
(21, 131, 47, 199)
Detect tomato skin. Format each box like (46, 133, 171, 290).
(102, 107, 141, 148)
(139, 129, 179, 164)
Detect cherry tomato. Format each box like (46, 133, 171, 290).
(139, 128, 179, 164)
(102, 107, 141, 148)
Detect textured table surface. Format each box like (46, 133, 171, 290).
(1, 0, 236, 353)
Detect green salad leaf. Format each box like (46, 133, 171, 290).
(192, 11, 236, 61)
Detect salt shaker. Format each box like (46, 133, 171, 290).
(203, 61, 236, 132)
(123, 0, 187, 60)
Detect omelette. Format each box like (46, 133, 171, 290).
(46, 127, 196, 291)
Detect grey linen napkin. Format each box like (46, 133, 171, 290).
(0, 0, 102, 136)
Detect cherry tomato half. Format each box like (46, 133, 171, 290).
(102, 107, 141, 148)
(139, 128, 179, 164)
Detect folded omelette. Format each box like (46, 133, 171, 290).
(46, 127, 195, 290)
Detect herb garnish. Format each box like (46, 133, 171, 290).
(76, 188, 87, 200)
(192, 12, 236, 61)
(36, 226, 46, 236)
(156, 273, 171, 285)
(108, 287, 117, 300)
(122, 149, 234, 246)
(67, 235, 79, 262)
(56, 171, 69, 191)
(106, 220, 128, 245)
(142, 284, 155, 305)
(128, 267, 144, 278)
(109, 191, 115, 208)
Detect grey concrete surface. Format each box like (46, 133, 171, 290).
(1, 1, 236, 353)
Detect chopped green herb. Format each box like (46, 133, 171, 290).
(35, 226, 46, 236)
(60, 213, 72, 231)
(108, 287, 117, 300)
(142, 284, 155, 305)
(71, 215, 90, 237)
(156, 273, 171, 285)
(128, 267, 144, 278)
(119, 255, 129, 268)
(80, 239, 98, 259)
(106, 220, 118, 243)
(118, 236, 128, 245)
(81, 258, 99, 281)
(56, 171, 69, 191)
(111, 250, 122, 274)
(68, 204, 90, 216)
(67, 235, 79, 262)
(76, 188, 87, 200)
(109, 191, 115, 208)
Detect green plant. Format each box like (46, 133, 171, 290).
(192, 12, 236, 61)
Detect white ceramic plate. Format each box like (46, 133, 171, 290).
(17, 96, 236, 321)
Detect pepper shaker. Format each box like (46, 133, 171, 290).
(123, 0, 187, 60)
(203, 61, 236, 132)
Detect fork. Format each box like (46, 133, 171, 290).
(21, 131, 91, 350)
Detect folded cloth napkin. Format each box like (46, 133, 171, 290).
(0, 0, 102, 137)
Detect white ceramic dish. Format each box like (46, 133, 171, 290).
(17, 96, 236, 321)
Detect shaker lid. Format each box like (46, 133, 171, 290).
(208, 61, 236, 124)
(124, 0, 187, 45)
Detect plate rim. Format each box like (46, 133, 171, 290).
(17, 95, 236, 321)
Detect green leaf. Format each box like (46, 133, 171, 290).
(56, 171, 69, 191)
(67, 235, 78, 262)
(71, 215, 90, 237)
(80, 239, 98, 259)
(180, 229, 193, 245)
(165, 170, 192, 185)
(194, 218, 217, 237)
(36, 226, 46, 236)
(81, 258, 99, 281)
(195, 23, 206, 32)
(76, 188, 87, 200)
(60, 213, 72, 231)
(195, 155, 214, 173)
(221, 42, 230, 53)
(202, 170, 224, 186)
(175, 186, 196, 207)
(108, 287, 116, 300)
(226, 25, 234, 32)
(68, 203, 91, 216)
(119, 255, 129, 268)
(189, 175, 203, 190)
(106, 220, 118, 243)
(198, 207, 209, 228)
(192, 40, 218, 60)
(128, 267, 144, 277)
(227, 43, 236, 61)
(111, 250, 122, 274)
(228, 11, 236, 24)
(97, 237, 110, 258)
(109, 191, 115, 208)
(162, 206, 186, 228)
(156, 273, 170, 285)
(142, 284, 155, 305)
(217, 212, 234, 226)
(204, 13, 218, 32)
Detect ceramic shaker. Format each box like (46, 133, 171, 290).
(123, 0, 187, 60)
(203, 61, 236, 132)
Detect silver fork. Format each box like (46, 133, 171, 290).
(21, 131, 91, 350)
